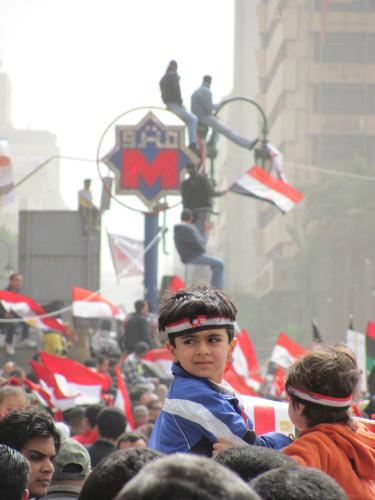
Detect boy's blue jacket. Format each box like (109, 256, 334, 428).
(148, 363, 291, 456)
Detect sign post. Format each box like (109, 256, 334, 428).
(103, 111, 198, 312)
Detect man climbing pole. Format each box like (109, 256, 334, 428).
(180, 163, 225, 241)
(159, 60, 200, 157)
(191, 75, 259, 151)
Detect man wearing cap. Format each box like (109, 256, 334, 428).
(44, 438, 90, 500)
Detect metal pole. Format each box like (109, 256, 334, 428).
(144, 211, 159, 313)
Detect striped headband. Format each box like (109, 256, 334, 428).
(288, 386, 352, 408)
(164, 315, 234, 336)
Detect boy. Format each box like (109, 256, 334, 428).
(283, 343, 375, 499)
(148, 285, 291, 456)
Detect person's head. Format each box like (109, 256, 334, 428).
(147, 399, 163, 422)
(185, 162, 197, 176)
(214, 444, 296, 482)
(251, 465, 346, 500)
(2, 360, 16, 377)
(52, 437, 90, 485)
(285, 343, 360, 430)
(203, 75, 212, 86)
(0, 444, 30, 500)
(115, 453, 260, 500)
(159, 286, 237, 383)
(0, 410, 60, 498)
(180, 208, 194, 223)
(96, 355, 109, 374)
(134, 299, 148, 314)
(108, 356, 121, 375)
(133, 405, 150, 428)
(63, 406, 86, 436)
(134, 341, 149, 357)
(96, 407, 127, 441)
(8, 272, 23, 292)
(100, 319, 112, 332)
(78, 448, 164, 500)
(83, 178, 91, 189)
(0, 386, 27, 418)
(167, 60, 177, 72)
(117, 431, 148, 450)
(83, 403, 104, 431)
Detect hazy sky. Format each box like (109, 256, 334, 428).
(0, 0, 235, 306)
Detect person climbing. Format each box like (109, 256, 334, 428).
(191, 75, 259, 151)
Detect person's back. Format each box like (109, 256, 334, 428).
(123, 300, 151, 354)
(181, 171, 214, 210)
(160, 69, 182, 105)
(283, 343, 375, 500)
(173, 219, 205, 264)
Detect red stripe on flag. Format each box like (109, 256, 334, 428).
(366, 321, 375, 341)
(277, 332, 306, 359)
(248, 167, 303, 204)
(253, 405, 276, 434)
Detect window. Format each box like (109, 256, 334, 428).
(313, 84, 375, 114)
(313, 33, 375, 63)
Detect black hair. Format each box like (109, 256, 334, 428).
(97, 407, 127, 440)
(134, 300, 146, 313)
(116, 431, 148, 449)
(0, 444, 29, 500)
(85, 403, 104, 429)
(203, 75, 212, 84)
(214, 445, 296, 482)
(159, 285, 237, 347)
(180, 208, 193, 222)
(78, 448, 164, 500)
(100, 319, 112, 331)
(115, 453, 259, 500)
(0, 409, 60, 453)
(251, 465, 346, 500)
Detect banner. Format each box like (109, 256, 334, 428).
(72, 286, 125, 319)
(107, 232, 144, 279)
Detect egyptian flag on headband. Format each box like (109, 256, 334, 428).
(229, 166, 303, 213)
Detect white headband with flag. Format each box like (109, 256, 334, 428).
(288, 386, 352, 408)
(164, 316, 234, 336)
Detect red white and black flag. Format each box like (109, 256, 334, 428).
(107, 232, 144, 279)
(229, 166, 303, 213)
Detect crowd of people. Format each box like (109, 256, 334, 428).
(0, 284, 373, 499)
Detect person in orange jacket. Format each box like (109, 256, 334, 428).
(283, 343, 375, 500)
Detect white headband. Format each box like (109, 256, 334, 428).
(288, 386, 352, 408)
(164, 315, 234, 336)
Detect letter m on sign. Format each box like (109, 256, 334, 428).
(122, 150, 179, 190)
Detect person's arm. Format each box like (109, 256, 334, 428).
(171, 73, 183, 104)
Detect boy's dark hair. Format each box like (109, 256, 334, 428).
(85, 403, 104, 428)
(251, 465, 346, 500)
(78, 448, 164, 500)
(214, 444, 296, 482)
(286, 343, 360, 427)
(115, 453, 260, 500)
(0, 409, 60, 453)
(159, 285, 237, 347)
(0, 444, 29, 500)
(97, 407, 127, 440)
(117, 431, 148, 449)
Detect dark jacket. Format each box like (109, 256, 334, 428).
(87, 439, 116, 468)
(124, 313, 152, 354)
(174, 223, 206, 264)
(159, 71, 183, 105)
(181, 172, 220, 210)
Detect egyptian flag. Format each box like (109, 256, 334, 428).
(0, 290, 70, 336)
(224, 329, 263, 395)
(114, 366, 135, 429)
(366, 321, 375, 373)
(270, 332, 306, 369)
(107, 232, 144, 279)
(142, 348, 173, 381)
(72, 286, 125, 319)
(242, 395, 295, 436)
(0, 138, 14, 205)
(39, 352, 111, 405)
(229, 166, 303, 213)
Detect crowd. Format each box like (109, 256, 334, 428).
(0, 285, 374, 499)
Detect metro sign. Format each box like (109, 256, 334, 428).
(102, 111, 198, 209)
